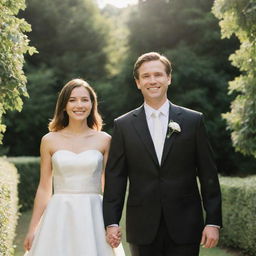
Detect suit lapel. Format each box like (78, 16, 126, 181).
(161, 102, 182, 166)
(132, 105, 159, 166)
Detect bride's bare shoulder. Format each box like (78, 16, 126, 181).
(42, 131, 60, 141)
(41, 131, 62, 146)
(95, 131, 111, 141)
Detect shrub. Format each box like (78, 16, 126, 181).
(0, 157, 19, 256)
(219, 176, 256, 256)
(8, 157, 40, 212)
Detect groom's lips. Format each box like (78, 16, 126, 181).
(147, 86, 160, 90)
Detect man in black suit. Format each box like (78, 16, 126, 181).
(103, 52, 222, 256)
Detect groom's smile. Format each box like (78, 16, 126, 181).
(135, 60, 171, 105)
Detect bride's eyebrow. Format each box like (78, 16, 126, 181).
(69, 96, 89, 99)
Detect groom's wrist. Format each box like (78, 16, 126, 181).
(206, 224, 220, 229)
(107, 224, 119, 228)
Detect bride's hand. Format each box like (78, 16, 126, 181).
(24, 232, 35, 251)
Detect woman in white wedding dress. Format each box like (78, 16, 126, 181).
(23, 78, 125, 256)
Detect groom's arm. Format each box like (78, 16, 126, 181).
(195, 114, 222, 248)
(195, 114, 222, 227)
(103, 119, 128, 227)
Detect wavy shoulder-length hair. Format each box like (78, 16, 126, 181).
(49, 79, 102, 132)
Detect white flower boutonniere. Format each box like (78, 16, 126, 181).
(167, 120, 181, 138)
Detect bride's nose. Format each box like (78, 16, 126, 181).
(76, 100, 84, 108)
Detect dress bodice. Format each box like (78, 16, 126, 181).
(52, 149, 103, 194)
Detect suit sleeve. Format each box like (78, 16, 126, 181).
(196, 114, 222, 227)
(103, 119, 128, 227)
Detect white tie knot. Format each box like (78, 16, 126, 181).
(152, 111, 161, 119)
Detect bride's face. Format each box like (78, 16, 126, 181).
(65, 86, 92, 121)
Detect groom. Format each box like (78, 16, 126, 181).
(103, 52, 222, 256)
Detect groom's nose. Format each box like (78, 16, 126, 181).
(148, 76, 157, 84)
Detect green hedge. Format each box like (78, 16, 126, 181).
(0, 157, 19, 256)
(8, 157, 40, 212)
(219, 176, 256, 256)
(7, 156, 256, 256)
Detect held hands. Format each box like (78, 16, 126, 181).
(23, 231, 35, 252)
(200, 226, 219, 248)
(106, 226, 122, 248)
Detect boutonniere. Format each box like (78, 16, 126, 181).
(167, 120, 181, 138)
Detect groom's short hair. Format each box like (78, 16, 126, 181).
(133, 52, 172, 80)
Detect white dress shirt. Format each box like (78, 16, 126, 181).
(144, 100, 169, 144)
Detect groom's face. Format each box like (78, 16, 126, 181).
(135, 60, 171, 103)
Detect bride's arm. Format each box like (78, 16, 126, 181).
(101, 133, 111, 193)
(101, 133, 122, 248)
(24, 135, 53, 251)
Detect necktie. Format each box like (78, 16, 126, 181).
(151, 111, 164, 164)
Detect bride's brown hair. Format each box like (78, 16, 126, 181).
(48, 79, 102, 132)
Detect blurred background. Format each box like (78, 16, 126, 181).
(1, 0, 256, 176)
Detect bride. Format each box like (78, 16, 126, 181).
(23, 78, 125, 256)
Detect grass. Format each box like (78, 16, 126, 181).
(14, 210, 240, 256)
(200, 247, 238, 256)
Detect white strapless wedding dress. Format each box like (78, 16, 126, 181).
(25, 149, 125, 256)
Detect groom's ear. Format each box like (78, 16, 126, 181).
(168, 75, 172, 86)
(135, 79, 141, 90)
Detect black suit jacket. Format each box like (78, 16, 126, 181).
(103, 102, 222, 245)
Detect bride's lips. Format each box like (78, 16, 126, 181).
(73, 111, 86, 115)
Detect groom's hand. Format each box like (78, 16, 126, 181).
(200, 226, 219, 248)
(106, 226, 122, 248)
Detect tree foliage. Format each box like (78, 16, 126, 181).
(4, 65, 56, 156)
(0, 0, 37, 143)
(20, 0, 109, 82)
(213, 0, 256, 158)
